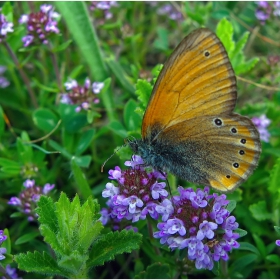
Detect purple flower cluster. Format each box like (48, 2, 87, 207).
(255, 1, 280, 24)
(101, 155, 168, 224)
(276, 240, 280, 246)
(252, 114, 271, 142)
(60, 78, 103, 112)
(0, 12, 14, 42)
(153, 187, 240, 270)
(101, 155, 241, 270)
(0, 66, 9, 88)
(8, 179, 55, 221)
(19, 4, 60, 47)
(90, 1, 118, 20)
(0, 230, 7, 260)
(157, 3, 183, 21)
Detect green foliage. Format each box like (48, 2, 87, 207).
(249, 201, 271, 221)
(14, 193, 142, 278)
(216, 18, 259, 75)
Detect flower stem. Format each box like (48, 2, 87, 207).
(48, 43, 63, 92)
(220, 259, 228, 277)
(3, 41, 38, 108)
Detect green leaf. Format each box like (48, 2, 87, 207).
(154, 27, 169, 51)
(124, 99, 142, 131)
(230, 253, 258, 272)
(15, 232, 40, 245)
(17, 134, 33, 164)
(15, 251, 67, 277)
(75, 129, 96, 156)
(253, 233, 266, 259)
(71, 157, 92, 199)
(274, 226, 280, 235)
(238, 242, 260, 255)
(0, 158, 21, 175)
(226, 200, 236, 213)
(135, 79, 153, 113)
(108, 120, 128, 138)
(266, 254, 280, 264)
(231, 32, 249, 59)
(249, 201, 271, 221)
(63, 114, 88, 133)
(234, 57, 259, 75)
(135, 262, 170, 279)
(52, 39, 73, 52)
(73, 155, 92, 168)
(33, 108, 59, 133)
(234, 228, 247, 238)
(88, 230, 142, 267)
(216, 18, 234, 54)
(269, 157, 280, 193)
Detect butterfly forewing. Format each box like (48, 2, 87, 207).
(142, 28, 237, 138)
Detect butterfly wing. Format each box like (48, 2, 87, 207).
(142, 28, 237, 139)
(140, 28, 261, 191)
(156, 114, 261, 191)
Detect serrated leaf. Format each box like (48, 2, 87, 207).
(15, 251, 67, 277)
(231, 32, 249, 59)
(88, 230, 142, 267)
(135, 79, 153, 112)
(238, 242, 260, 255)
(269, 157, 280, 193)
(216, 18, 234, 54)
(235, 57, 259, 75)
(135, 262, 170, 279)
(249, 201, 271, 221)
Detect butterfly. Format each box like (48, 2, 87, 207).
(128, 28, 261, 192)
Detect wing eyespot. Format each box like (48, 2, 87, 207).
(214, 118, 223, 126)
(233, 162, 239, 168)
(204, 50, 210, 57)
(226, 175, 231, 179)
(239, 150, 245, 155)
(240, 139, 246, 144)
(231, 127, 237, 134)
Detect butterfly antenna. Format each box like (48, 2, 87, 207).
(101, 144, 125, 173)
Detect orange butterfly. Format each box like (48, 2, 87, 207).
(128, 28, 261, 192)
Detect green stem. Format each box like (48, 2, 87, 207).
(48, 45, 63, 92)
(3, 41, 38, 108)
